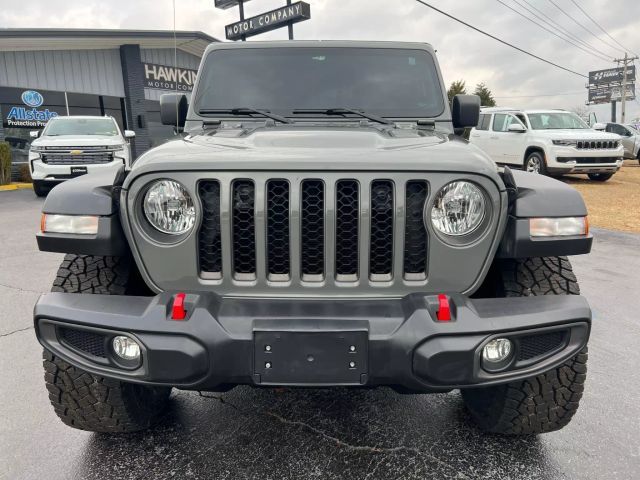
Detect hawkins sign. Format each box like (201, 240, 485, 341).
(5, 90, 59, 127)
(143, 63, 198, 92)
(225, 1, 311, 41)
(588, 66, 636, 86)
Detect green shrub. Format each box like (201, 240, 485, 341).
(0, 142, 11, 186)
(19, 164, 32, 183)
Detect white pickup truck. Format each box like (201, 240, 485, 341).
(29, 116, 135, 196)
(469, 108, 624, 181)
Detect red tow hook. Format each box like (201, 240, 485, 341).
(171, 293, 187, 320)
(436, 294, 451, 322)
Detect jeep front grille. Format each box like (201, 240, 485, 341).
(197, 175, 430, 287)
(575, 140, 618, 150)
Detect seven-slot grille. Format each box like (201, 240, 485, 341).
(575, 140, 618, 150)
(198, 176, 429, 285)
(41, 146, 115, 165)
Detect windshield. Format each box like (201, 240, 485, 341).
(194, 47, 445, 119)
(527, 112, 589, 130)
(44, 118, 119, 136)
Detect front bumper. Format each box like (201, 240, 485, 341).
(548, 159, 623, 174)
(31, 158, 125, 181)
(34, 292, 591, 392)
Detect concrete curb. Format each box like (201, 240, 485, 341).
(0, 183, 33, 192)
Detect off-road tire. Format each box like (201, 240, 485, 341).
(44, 350, 170, 433)
(588, 173, 613, 182)
(33, 181, 48, 197)
(524, 151, 547, 175)
(44, 254, 170, 433)
(462, 257, 588, 435)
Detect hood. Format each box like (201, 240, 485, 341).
(535, 129, 620, 140)
(32, 135, 124, 148)
(129, 125, 501, 184)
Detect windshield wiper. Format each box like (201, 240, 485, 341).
(198, 107, 293, 124)
(292, 108, 394, 125)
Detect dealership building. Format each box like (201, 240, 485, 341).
(0, 28, 219, 170)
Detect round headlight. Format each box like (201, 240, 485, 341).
(430, 181, 486, 236)
(143, 180, 196, 235)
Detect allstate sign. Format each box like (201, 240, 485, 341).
(6, 90, 58, 127)
(21, 90, 44, 108)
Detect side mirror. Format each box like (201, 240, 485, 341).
(124, 130, 136, 139)
(507, 123, 526, 133)
(160, 93, 188, 127)
(30, 130, 40, 138)
(452, 94, 480, 129)
(593, 123, 606, 131)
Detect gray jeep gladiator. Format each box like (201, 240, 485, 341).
(34, 41, 592, 435)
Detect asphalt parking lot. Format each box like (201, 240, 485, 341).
(1, 188, 640, 480)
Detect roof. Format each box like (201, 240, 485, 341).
(204, 39, 435, 55)
(522, 109, 570, 114)
(480, 107, 520, 113)
(480, 107, 572, 114)
(0, 28, 219, 57)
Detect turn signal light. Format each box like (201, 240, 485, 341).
(41, 214, 99, 235)
(529, 216, 588, 237)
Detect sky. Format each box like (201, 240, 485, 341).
(2, 0, 639, 122)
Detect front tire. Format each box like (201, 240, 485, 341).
(462, 257, 588, 435)
(524, 151, 547, 175)
(44, 255, 170, 432)
(588, 173, 613, 182)
(33, 181, 48, 197)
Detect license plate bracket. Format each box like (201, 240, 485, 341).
(253, 330, 368, 386)
(70, 166, 88, 177)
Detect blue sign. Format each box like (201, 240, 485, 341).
(21, 90, 44, 108)
(5, 90, 58, 127)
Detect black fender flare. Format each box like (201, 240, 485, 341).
(36, 168, 129, 256)
(497, 168, 592, 259)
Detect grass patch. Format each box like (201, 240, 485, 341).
(563, 160, 640, 233)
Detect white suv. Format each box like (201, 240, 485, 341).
(469, 108, 624, 181)
(29, 116, 135, 196)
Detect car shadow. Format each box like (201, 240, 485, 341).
(72, 386, 560, 480)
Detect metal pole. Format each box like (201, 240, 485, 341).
(239, 0, 246, 42)
(287, 0, 294, 40)
(621, 52, 628, 124)
(611, 100, 617, 123)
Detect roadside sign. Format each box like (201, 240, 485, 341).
(224, 1, 311, 41)
(588, 66, 636, 86)
(610, 83, 636, 101)
(588, 83, 636, 104)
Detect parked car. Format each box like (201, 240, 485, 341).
(35, 41, 593, 436)
(28, 115, 135, 196)
(470, 108, 624, 181)
(598, 122, 639, 162)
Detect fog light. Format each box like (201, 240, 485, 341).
(112, 336, 141, 360)
(482, 338, 512, 363)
